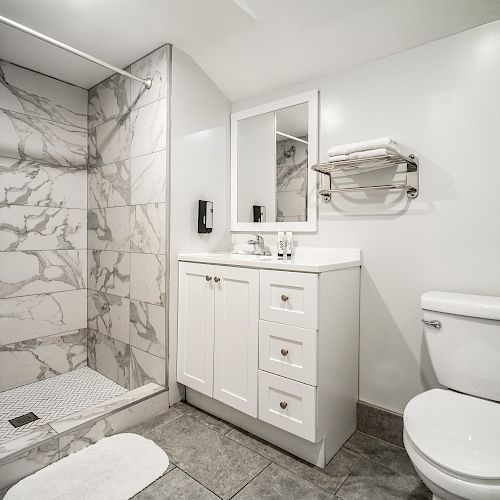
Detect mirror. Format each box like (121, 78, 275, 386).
(231, 91, 318, 232)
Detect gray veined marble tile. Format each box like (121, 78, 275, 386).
(0, 157, 87, 208)
(131, 203, 166, 254)
(88, 290, 130, 343)
(0, 250, 86, 298)
(0, 329, 87, 392)
(58, 390, 168, 458)
(0, 289, 87, 345)
(87, 329, 130, 388)
(87, 249, 130, 298)
(91, 114, 131, 167)
(0, 424, 57, 463)
(0, 109, 87, 167)
(130, 150, 167, 205)
(88, 206, 131, 252)
(130, 253, 166, 306)
(173, 402, 233, 435)
(130, 98, 167, 158)
(130, 347, 165, 389)
(146, 415, 270, 500)
(130, 299, 166, 358)
(88, 160, 130, 209)
(0, 206, 86, 251)
(233, 463, 337, 500)
(88, 71, 131, 129)
(0, 59, 87, 129)
(130, 45, 169, 110)
(0, 438, 59, 489)
(134, 467, 218, 500)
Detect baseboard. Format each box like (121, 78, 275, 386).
(356, 401, 404, 448)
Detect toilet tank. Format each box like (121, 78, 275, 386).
(421, 291, 500, 402)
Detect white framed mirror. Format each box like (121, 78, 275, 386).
(231, 90, 318, 232)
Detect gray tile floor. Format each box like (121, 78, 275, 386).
(129, 402, 432, 500)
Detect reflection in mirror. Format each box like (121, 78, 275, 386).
(276, 103, 308, 222)
(236, 103, 308, 223)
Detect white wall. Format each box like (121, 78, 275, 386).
(169, 47, 232, 403)
(233, 21, 500, 413)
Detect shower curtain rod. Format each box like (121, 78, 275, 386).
(0, 15, 152, 89)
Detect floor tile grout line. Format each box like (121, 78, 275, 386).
(354, 429, 406, 450)
(227, 461, 273, 500)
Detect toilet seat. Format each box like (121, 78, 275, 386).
(404, 389, 500, 481)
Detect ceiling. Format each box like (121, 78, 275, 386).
(1, 0, 500, 102)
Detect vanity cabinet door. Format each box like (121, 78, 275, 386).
(177, 262, 216, 396)
(213, 265, 259, 417)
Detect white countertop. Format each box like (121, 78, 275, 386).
(178, 248, 361, 273)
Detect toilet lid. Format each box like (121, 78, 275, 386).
(404, 389, 500, 480)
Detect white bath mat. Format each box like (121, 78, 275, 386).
(5, 433, 169, 500)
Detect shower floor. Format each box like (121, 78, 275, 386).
(0, 367, 127, 445)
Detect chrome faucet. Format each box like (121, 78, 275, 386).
(247, 235, 270, 255)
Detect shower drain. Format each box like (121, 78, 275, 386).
(9, 412, 40, 428)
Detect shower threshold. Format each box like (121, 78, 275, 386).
(0, 367, 167, 490)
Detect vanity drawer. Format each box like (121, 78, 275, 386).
(260, 270, 318, 329)
(259, 321, 317, 385)
(258, 370, 316, 442)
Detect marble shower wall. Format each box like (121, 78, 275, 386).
(0, 60, 88, 392)
(87, 45, 170, 390)
(276, 138, 308, 222)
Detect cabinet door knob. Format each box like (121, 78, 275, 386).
(281, 294, 289, 302)
(205, 275, 212, 281)
(214, 277, 220, 283)
(280, 401, 288, 410)
(280, 348, 289, 356)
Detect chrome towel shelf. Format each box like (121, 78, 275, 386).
(312, 152, 419, 202)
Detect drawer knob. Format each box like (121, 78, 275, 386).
(205, 275, 212, 281)
(280, 348, 289, 356)
(281, 294, 289, 302)
(214, 277, 220, 283)
(280, 401, 288, 410)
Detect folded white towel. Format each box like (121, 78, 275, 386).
(327, 137, 399, 157)
(328, 147, 396, 162)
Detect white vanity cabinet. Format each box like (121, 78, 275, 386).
(177, 251, 361, 468)
(177, 262, 259, 416)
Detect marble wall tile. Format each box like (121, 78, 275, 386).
(0, 425, 56, 462)
(276, 191, 306, 219)
(0, 329, 87, 392)
(88, 290, 130, 344)
(0, 109, 87, 167)
(0, 157, 87, 208)
(0, 438, 59, 489)
(131, 203, 166, 254)
(91, 115, 131, 167)
(130, 300, 165, 358)
(88, 160, 130, 209)
(130, 46, 169, 109)
(88, 72, 131, 129)
(130, 98, 167, 158)
(58, 389, 168, 457)
(130, 253, 166, 306)
(0, 289, 87, 345)
(87, 329, 130, 388)
(87, 250, 130, 298)
(0, 59, 87, 129)
(130, 150, 167, 205)
(0, 250, 86, 298)
(130, 347, 165, 388)
(88, 206, 131, 252)
(0, 206, 86, 251)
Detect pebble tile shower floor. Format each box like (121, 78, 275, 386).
(0, 367, 126, 445)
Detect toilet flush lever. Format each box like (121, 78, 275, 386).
(422, 319, 442, 329)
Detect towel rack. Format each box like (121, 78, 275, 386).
(312, 152, 419, 202)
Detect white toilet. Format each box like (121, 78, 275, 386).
(404, 291, 500, 500)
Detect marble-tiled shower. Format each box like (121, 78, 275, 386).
(0, 45, 170, 393)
